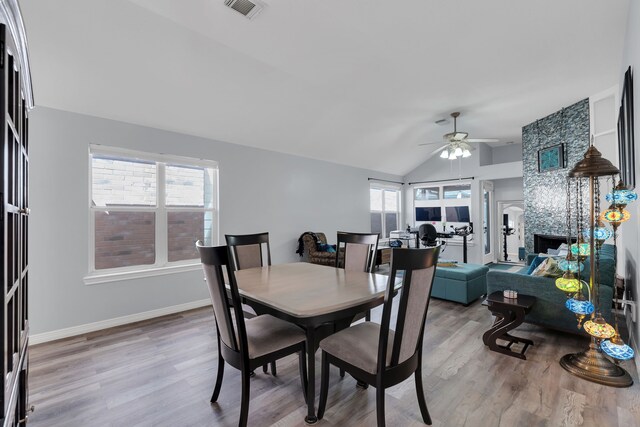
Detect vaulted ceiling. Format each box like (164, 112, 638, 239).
(21, 0, 629, 175)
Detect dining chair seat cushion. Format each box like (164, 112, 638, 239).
(319, 322, 395, 374)
(244, 315, 306, 359)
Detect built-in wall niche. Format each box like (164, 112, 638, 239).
(478, 142, 523, 166)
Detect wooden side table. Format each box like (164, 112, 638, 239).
(483, 291, 536, 360)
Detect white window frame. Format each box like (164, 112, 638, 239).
(370, 182, 402, 240)
(413, 180, 473, 243)
(84, 145, 219, 285)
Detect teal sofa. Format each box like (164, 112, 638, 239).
(486, 244, 615, 335)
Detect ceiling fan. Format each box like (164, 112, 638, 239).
(419, 112, 499, 159)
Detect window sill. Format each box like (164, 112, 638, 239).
(84, 263, 201, 285)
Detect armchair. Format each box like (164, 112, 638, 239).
(299, 232, 337, 266)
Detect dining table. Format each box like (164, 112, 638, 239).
(234, 262, 391, 424)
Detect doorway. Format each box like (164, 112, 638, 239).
(497, 201, 525, 264)
(482, 181, 494, 264)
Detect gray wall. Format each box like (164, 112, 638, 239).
(522, 99, 590, 253)
(620, 0, 640, 366)
(29, 107, 401, 335)
(494, 177, 524, 202)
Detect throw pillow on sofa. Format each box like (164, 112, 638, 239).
(317, 243, 336, 253)
(526, 255, 548, 274)
(531, 257, 562, 278)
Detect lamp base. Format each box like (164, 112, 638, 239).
(560, 340, 633, 388)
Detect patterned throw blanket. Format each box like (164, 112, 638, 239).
(296, 231, 320, 257)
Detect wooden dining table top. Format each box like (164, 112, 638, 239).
(234, 262, 391, 318)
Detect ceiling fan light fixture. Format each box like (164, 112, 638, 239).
(462, 149, 471, 158)
(454, 147, 463, 157)
(448, 151, 457, 160)
(440, 149, 449, 159)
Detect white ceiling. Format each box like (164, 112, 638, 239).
(20, 0, 629, 175)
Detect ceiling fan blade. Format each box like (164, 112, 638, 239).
(418, 142, 442, 146)
(452, 132, 468, 141)
(430, 145, 448, 155)
(466, 138, 500, 143)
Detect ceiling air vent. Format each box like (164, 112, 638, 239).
(225, 0, 265, 19)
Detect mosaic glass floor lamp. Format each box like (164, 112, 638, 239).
(556, 143, 634, 387)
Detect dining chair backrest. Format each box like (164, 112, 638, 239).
(335, 232, 379, 273)
(225, 232, 272, 271)
(196, 242, 247, 355)
(378, 246, 440, 370)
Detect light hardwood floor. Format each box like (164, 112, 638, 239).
(28, 297, 640, 427)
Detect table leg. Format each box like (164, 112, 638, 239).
(305, 327, 317, 424)
(483, 304, 533, 360)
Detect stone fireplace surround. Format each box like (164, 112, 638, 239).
(522, 98, 589, 254)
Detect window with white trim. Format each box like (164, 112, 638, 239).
(370, 184, 401, 239)
(89, 145, 218, 275)
(413, 182, 472, 231)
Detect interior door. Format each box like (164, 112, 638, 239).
(1, 22, 30, 426)
(482, 181, 494, 264)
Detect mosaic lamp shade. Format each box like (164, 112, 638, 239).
(600, 206, 631, 226)
(570, 242, 590, 257)
(555, 273, 581, 293)
(601, 337, 635, 361)
(558, 258, 584, 273)
(582, 224, 613, 242)
(565, 296, 594, 328)
(583, 316, 616, 339)
(605, 182, 638, 207)
(565, 298, 594, 315)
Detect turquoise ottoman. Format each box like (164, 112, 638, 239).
(432, 263, 489, 305)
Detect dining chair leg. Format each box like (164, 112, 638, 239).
(211, 334, 225, 403)
(414, 360, 432, 425)
(339, 368, 345, 378)
(262, 364, 268, 374)
(270, 361, 277, 376)
(356, 379, 369, 389)
(376, 384, 386, 427)
(298, 350, 309, 404)
(365, 310, 371, 322)
(239, 369, 251, 427)
(317, 351, 330, 420)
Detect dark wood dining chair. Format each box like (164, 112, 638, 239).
(225, 232, 277, 375)
(225, 232, 272, 270)
(318, 246, 440, 427)
(196, 242, 308, 427)
(335, 231, 379, 321)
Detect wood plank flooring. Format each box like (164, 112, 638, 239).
(28, 297, 640, 426)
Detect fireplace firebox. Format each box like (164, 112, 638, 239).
(533, 234, 576, 254)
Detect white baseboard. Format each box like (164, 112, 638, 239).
(29, 299, 211, 345)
